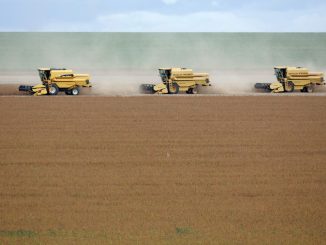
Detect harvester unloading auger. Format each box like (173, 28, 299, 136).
(141, 68, 211, 94)
(19, 68, 92, 96)
(255, 67, 325, 93)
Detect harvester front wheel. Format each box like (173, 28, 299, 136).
(48, 84, 59, 96)
(167, 83, 179, 94)
(284, 81, 295, 93)
(71, 87, 80, 96)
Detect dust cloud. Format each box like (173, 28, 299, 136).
(90, 69, 275, 95)
(89, 70, 158, 96)
(0, 33, 325, 95)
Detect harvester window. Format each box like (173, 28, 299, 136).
(275, 69, 286, 80)
(39, 70, 50, 81)
(159, 70, 171, 82)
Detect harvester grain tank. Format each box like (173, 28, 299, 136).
(141, 68, 211, 94)
(19, 68, 91, 96)
(255, 67, 325, 93)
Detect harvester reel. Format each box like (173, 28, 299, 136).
(140, 84, 155, 94)
(254, 83, 272, 91)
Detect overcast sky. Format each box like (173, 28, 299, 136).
(0, 0, 325, 31)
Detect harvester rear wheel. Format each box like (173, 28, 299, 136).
(284, 81, 295, 93)
(188, 87, 198, 94)
(167, 83, 179, 94)
(71, 87, 80, 96)
(306, 85, 314, 93)
(48, 84, 59, 96)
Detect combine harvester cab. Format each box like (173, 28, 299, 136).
(255, 66, 325, 93)
(141, 68, 211, 94)
(19, 68, 92, 96)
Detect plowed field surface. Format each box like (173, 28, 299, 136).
(0, 96, 325, 244)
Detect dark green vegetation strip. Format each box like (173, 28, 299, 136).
(0, 230, 37, 238)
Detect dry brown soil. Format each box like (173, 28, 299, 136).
(0, 94, 325, 244)
(0, 84, 22, 96)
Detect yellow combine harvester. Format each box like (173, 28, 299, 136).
(255, 66, 325, 93)
(19, 68, 91, 96)
(141, 68, 211, 94)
